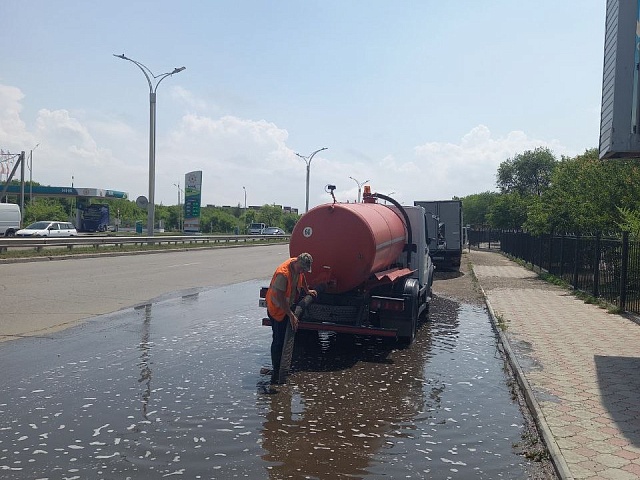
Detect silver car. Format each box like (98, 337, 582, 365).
(16, 221, 78, 237)
(263, 227, 286, 235)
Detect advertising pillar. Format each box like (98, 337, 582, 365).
(183, 171, 202, 233)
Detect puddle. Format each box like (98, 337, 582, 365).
(0, 282, 537, 478)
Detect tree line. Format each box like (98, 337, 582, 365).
(2, 184, 300, 234)
(11, 146, 640, 237)
(461, 147, 640, 236)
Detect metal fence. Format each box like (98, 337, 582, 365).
(468, 228, 502, 250)
(0, 234, 290, 254)
(487, 230, 640, 314)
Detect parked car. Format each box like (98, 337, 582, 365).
(16, 221, 77, 237)
(263, 227, 286, 235)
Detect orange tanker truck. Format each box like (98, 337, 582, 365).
(261, 185, 434, 346)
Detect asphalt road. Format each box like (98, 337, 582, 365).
(0, 244, 289, 341)
(0, 256, 544, 479)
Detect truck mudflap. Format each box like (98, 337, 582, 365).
(261, 317, 398, 338)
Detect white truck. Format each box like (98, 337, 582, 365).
(414, 200, 464, 270)
(247, 222, 265, 235)
(0, 203, 21, 237)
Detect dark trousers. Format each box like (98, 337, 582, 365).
(269, 312, 289, 382)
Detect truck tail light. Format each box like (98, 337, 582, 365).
(370, 297, 405, 312)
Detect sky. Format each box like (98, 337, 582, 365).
(1, 1, 606, 212)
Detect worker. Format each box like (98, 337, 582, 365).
(265, 252, 316, 385)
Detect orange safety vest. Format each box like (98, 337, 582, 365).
(266, 258, 304, 322)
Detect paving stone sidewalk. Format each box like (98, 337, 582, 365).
(468, 249, 640, 480)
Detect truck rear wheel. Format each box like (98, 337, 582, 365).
(398, 279, 419, 346)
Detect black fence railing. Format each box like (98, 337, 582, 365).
(468, 228, 502, 249)
(481, 230, 640, 314)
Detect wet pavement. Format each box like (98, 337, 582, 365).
(1, 278, 543, 479)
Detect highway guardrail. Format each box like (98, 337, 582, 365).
(0, 234, 290, 253)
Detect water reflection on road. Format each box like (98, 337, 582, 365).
(0, 280, 534, 479)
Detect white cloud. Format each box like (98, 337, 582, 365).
(410, 125, 569, 200)
(170, 86, 211, 113)
(0, 85, 30, 147)
(0, 84, 576, 211)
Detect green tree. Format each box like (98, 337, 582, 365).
(461, 192, 499, 227)
(531, 148, 640, 233)
(257, 204, 283, 228)
(24, 199, 68, 224)
(103, 198, 146, 228)
(155, 204, 173, 231)
(201, 207, 239, 233)
(282, 213, 300, 233)
(486, 193, 529, 230)
(244, 209, 257, 229)
(497, 147, 557, 196)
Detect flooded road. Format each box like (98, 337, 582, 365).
(1, 279, 539, 479)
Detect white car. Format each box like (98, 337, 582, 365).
(16, 221, 78, 237)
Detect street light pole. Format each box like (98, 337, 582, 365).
(114, 54, 186, 236)
(173, 182, 183, 231)
(385, 191, 396, 204)
(29, 143, 39, 205)
(241, 186, 247, 235)
(295, 147, 327, 213)
(348, 176, 370, 203)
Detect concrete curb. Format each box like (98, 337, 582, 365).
(472, 266, 574, 480)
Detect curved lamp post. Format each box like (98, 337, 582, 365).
(348, 176, 370, 203)
(114, 54, 185, 236)
(295, 147, 327, 213)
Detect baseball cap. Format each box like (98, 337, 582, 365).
(297, 253, 313, 273)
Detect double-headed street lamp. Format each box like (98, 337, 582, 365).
(348, 176, 369, 203)
(114, 54, 186, 236)
(295, 147, 327, 213)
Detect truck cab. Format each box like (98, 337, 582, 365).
(392, 204, 434, 293)
(248, 222, 265, 235)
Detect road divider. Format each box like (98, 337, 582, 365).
(0, 234, 290, 253)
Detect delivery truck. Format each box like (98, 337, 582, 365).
(0, 203, 21, 236)
(414, 199, 463, 270)
(81, 204, 110, 232)
(260, 185, 434, 346)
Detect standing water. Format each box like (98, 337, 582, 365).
(0, 280, 540, 479)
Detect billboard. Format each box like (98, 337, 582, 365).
(183, 171, 202, 233)
(599, 0, 640, 158)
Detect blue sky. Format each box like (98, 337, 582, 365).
(1, 1, 605, 211)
